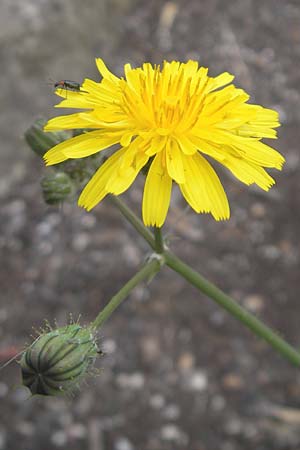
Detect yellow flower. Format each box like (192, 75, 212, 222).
(44, 59, 284, 227)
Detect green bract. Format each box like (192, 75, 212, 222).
(20, 324, 100, 396)
(41, 172, 75, 205)
(24, 118, 72, 157)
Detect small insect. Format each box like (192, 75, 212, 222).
(52, 80, 89, 98)
(54, 80, 82, 92)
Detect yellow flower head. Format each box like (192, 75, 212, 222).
(44, 59, 284, 227)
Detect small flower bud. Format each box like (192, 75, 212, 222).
(24, 118, 72, 157)
(41, 172, 75, 205)
(20, 324, 101, 396)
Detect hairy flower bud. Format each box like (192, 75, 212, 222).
(20, 324, 101, 396)
(24, 118, 72, 157)
(41, 172, 75, 205)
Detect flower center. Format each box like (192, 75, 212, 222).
(121, 65, 205, 137)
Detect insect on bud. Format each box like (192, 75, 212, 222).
(24, 118, 72, 157)
(41, 172, 75, 205)
(20, 324, 101, 396)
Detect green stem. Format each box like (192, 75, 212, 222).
(165, 251, 300, 367)
(109, 195, 155, 249)
(91, 258, 161, 330)
(154, 227, 164, 253)
(110, 196, 300, 366)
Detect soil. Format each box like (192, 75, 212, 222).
(1, 0, 300, 449)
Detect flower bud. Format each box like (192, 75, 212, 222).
(24, 118, 72, 157)
(41, 172, 75, 205)
(20, 324, 101, 396)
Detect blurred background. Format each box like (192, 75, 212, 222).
(1, 0, 300, 449)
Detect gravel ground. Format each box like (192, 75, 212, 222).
(1, 1, 300, 449)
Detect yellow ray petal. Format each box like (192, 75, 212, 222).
(145, 136, 167, 156)
(44, 131, 121, 165)
(166, 139, 185, 183)
(43, 148, 68, 165)
(194, 129, 284, 169)
(188, 135, 226, 161)
(245, 105, 280, 127)
(78, 147, 126, 210)
(208, 72, 235, 92)
(95, 58, 120, 83)
(82, 78, 122, 103)
(176, 135, 198, 155)
(180, 153, 230, 220)
(54, 89, 97, 109)
(183, 60, 199, 79)
(234, 139, 285, 169)
(120, 131, 135, 147)
(220, 156, 275, 191)
(44, 113, 102, 131)
(142, 152, 172, 227)
(118, 137, 149, 172)
(107, 149, 149, 195)
(237, 124, 278, 139)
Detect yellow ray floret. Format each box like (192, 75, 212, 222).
(44, 58, 284, 227)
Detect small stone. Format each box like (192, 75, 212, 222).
(116, 373, 145, 390)
(12, 386, 31, 403)
(131, 285, 148, 302)
(103, 338, 117, 354)
(182, 370, 207, 391)
(68, 423, 87, 439)
(177, 352, 195, 371)
(72, 232, 90, 252)
(243, 423, 258, 438)
(150, 394, 165, 409)
(51, 430, 67, 447)
(140, 336, 160, 363)
(222, 373, 244, 390)
(279, 239, 293, 255)
(115, 436, 134, 450)
(122, 243, 140, 266)
(210, 395, 226, 412)
(36, 220, 53, 237)
(244, 294, 264, 312)
(80, 214, 96, 228)
(162, 404, 180, 420)
(161, 424, 188, 444)
(250, 202, 266, 218)
(224, 418, 242, 435)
